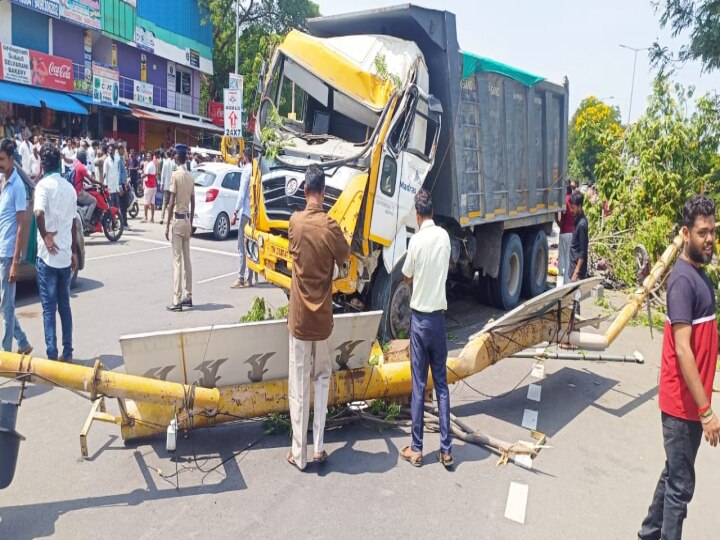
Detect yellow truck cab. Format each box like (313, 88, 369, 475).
(246, 5, 568, 340)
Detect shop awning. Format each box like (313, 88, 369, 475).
(33, 89, 88, 116)
(0, 81, 43, 108)
(130, 107, 224, 133)
(70, 93, 131, 112)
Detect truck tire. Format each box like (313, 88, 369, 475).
(371, 257, 412, 342)
(521, 229, 548, 298)
(489, 233, 524, 310)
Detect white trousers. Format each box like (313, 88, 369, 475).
(288, 335, 332, 470)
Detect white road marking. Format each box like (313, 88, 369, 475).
(127, 236, 237, 257)
(86, 246, 169, 261)
(514, 454, 533, 470)
(527, 383, 542, 402)
(504, 482, 529, 524)
(196, 272, 237, 284)
(521, 409, 538, 431)
(530, 362, 545, 379)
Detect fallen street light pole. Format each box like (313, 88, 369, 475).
(511, 350, 645, 363)
(0, 235, 683, 486)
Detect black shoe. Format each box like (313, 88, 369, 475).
(166, 303, 183, 312)
(181, 298, 193, 307)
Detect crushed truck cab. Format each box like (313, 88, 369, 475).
(247, 5, 569, 340)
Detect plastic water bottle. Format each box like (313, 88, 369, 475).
(166, 418, 177, 452)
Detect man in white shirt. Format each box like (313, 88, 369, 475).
(230, 147, 255, 288)
(190, 153, 200, 171)
(159, 149, 176, 225)
(61, 139, 75, 175)
(34, 143, 79, 362)
(103, 144, 121, 209)
(17, 136, 32, 176)
(400, 188, 453, 469)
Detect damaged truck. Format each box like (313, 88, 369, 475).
(245, 4, 569, 340)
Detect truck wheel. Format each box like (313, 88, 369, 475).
(371, 258, 412, 342)
(489, 233, 523, 310)
(522, 229, 548, 298)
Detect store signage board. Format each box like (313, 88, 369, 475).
(133, 80, 153, 106)
(223, 88, 242, 137)
(135, 26, 155, 53)
(0, 43, 74, 92)
(92, 62, 120, 107)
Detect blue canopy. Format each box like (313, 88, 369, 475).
(0, 81, 42, 108)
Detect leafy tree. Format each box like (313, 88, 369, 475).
(651, 0, 720, 73)
(589, 76, 720, 284)
(199, 0, 320, 116)
(568, 97, 623, 183)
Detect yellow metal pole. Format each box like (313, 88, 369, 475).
(119, 310, 573, 440)
(603, 234, 682, 346)
(0, 353, 219, 409)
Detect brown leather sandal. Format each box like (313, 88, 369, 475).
(313, 450, 328, 463)
(286, 451, 299, 469)
(400, 445, 422, 467)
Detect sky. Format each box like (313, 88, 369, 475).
(314, 0, 720, 123)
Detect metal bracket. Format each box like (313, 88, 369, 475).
(79, 397, 124, 459)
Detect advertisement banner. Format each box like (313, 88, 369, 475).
(135, 26, 155, 53)
(208, 101, 224, 127)
(1, 44, 31, 85)
(223, 89, 242, 137)
(9, 0, 60, 18)
(229, 73, 242, 91)
(166, 62, 176, 110)
(133, 80, 153, 106)
(78, 29, 93, 94)
(60, 0, 101, 31)
(92, 63, 120, 107)
(186, 49, 200, 69)
(29, 50, 74, 92)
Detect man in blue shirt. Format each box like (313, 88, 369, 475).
(0, 139, 32, 354)
(230, 147, 255, 288)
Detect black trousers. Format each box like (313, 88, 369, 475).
(638, 412, 703, 540)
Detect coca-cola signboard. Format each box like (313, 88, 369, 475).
(0, 42, 74, 92)
(208, 101, 224, 126)
(29, 50, 74, 92)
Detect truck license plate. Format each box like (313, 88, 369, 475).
(270, 245, 289, 259)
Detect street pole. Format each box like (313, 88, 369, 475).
(619, 44, 649, 123)
(234, 1, 239, 75)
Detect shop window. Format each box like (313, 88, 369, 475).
(176, 70, 192, 96)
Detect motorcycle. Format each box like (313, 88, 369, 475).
(79, 186, 124, 242)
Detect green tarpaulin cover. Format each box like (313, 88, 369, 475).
(462, 52, 545, 87)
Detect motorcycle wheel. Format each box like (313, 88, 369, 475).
(129, 202, 139, 219)
(102, 212, 124, 242)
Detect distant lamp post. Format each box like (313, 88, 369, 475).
(619, 44, 649, 123)
(232, 1, 250, 75)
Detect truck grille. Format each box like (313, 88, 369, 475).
(262, 176, 341, 221)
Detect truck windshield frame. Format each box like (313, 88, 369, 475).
(266, 54, 381, 144)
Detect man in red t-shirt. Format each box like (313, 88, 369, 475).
(639, 195, 720, 540)
(74, 150, 101, 226)
(556, 180, 576, 283)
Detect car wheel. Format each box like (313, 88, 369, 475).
(213, 213, 230, 241)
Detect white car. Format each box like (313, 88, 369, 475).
(191, 162, 244, 240)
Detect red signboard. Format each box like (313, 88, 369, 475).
(208, 100, 224, 126)
(0, 42, 74, 92)
(29, 50, 74, 92)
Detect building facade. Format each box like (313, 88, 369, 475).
(0, 0, 220, 150)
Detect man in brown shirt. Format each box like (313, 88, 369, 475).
(165, 148, 195, 312)
(286, 164, 349, 470)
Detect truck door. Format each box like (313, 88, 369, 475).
(370, 86, 442, 272)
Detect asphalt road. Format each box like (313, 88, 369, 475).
(0, 222, 718, 539)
